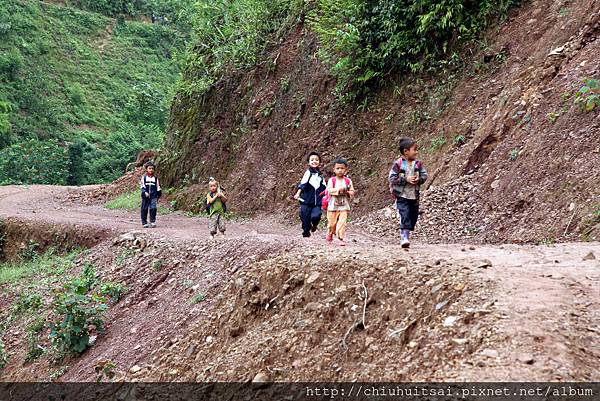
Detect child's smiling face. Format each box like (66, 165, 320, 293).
(308, 154, 320, 168)
(146, 166, 155, 176)
(403, 144, 419, 161)
(209, 182, 218, 193)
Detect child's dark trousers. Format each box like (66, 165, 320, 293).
(300, 204, 322, 235)
(396, 197, 419, 230)
(141, 197, 158, 225)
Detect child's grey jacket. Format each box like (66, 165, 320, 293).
(388, 158, 428, 201)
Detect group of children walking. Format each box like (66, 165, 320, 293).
(139, 137, 427, 247)
(292, 137, 427, 247)
(139, 162, 228, 238)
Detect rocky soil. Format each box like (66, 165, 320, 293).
(0, 185, 598, 383)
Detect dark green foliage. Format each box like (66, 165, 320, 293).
(574, 78, 600, 112)
(0, 1, 186, 185)
(98, 281, 127, 301)
(0, 140, 70, 185)
(49, 264, 107, 355)
(180, 0, 301, 96)
(308, 0, 521, 98)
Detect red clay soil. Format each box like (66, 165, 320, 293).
(0, 185, 598, 382)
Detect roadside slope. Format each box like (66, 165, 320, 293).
(0, 185, 598, 381)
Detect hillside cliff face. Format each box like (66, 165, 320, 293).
(160, 0, 600, 243)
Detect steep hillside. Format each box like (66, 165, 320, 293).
(0, 1, 186, 185)
(160, 0, 600, 244)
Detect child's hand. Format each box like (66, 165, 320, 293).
(293, 193, 300, 200)
(348, 189, 356, 197)
(407, 176, 418, 185)
(144, 192, 150, 198)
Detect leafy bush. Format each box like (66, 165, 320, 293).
(308, 0, 520, 98)
(180, 0, 299, 96)
(0, 47, 24, 80)
(67, 0, 140, 17)
(12, 292, 43, 316)
(125, 82, 167, 128)
(574, 78, 600, 112)
(99, 281, 127, 301)
(49, 265, 106, 355)
(0, 1, 184, 185)
(0, 139, 70, 185)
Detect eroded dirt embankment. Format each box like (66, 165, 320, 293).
(0, 185, 599, 382)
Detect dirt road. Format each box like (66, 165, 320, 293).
(0, 185, 598, 381)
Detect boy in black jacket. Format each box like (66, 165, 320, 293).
(140, 161, 162, 228)
(294, 152, 326, 237)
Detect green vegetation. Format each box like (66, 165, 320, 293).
(307, 0, 520, 99)
(453, 134, 466, 145)
(105, 191, 171, 214)
(49, 263, 107, 355)
(0, 248, 80, 285)
(429, 135, 447, 152)
(0, 1, 189, 185)
(99, 281, 128, 301)
(546, 111, 560, 123)
(574, 78, 600, 112)
(0, 249, 126, 367)
(508, 147, 520, 161)
(190, 292, 206, 304)
(178, 0, 302, 97)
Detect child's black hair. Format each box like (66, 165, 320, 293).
(143, 160, 156, 168)
(332, 157, 348, 167)
(399, 138, 417, 156)
(307, 151, 321, 162)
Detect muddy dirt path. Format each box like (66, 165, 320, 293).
(1, 185, 599, 381)
(0, 185, 383, 244)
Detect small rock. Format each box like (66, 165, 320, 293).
(408, 341, 418, 348)
(120, 232, 136, 242)
(205, 336, 213, 344)
(435, 300, 449, 311)
(452, 338, 468, 345)
(305, 302, 321, 311)
(252, 372, 269, 383)
(306, 271, 321, 284)
(476, 259, 493, 269)
(185, 345, 196, 358)
(443, 316, 458, 327)
(517, 353, 535, 365)
(130, 365, 142, 373)
(130, 327, 138, 334)
(583, 251, 596, 261)
(481, 349, 499, 358)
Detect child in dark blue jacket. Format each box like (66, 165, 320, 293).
(294, 152, 326, 237)
(140, 160, 162, 228)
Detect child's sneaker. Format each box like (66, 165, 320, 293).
(325, 233, 333, 242)
(311, 223, 319, 232)
(401, 238, 410, 248)
(143, 224, 150, 228)
(302, 232, 311, 238)
(150, 223, 156, 228)
(337, 239, 347, 247)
